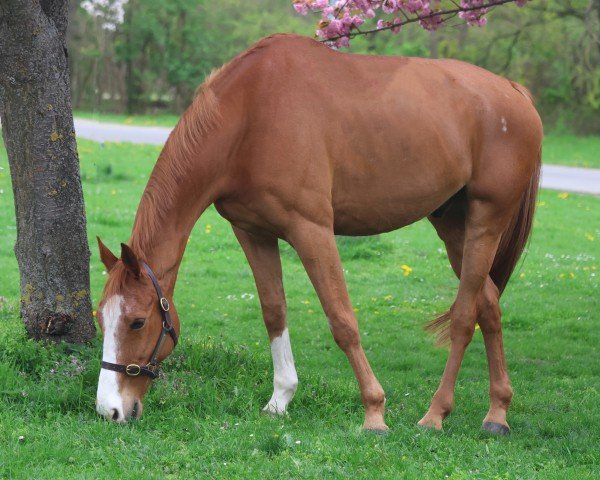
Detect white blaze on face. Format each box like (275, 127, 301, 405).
(263, 328, 298, 415)
(96, 295, 126, 422)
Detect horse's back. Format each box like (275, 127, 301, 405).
(215, 35, 542, 236)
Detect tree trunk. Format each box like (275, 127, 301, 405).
(0, 0, 95, 343)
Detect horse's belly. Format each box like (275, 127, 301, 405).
(332, 193, 442, 235)
(331, 160, 466, 236)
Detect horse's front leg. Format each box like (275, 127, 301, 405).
(287, 220, 388, 432)
(232, 226, 298, 414)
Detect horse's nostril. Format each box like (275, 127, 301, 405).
(111, 408, 120, 421)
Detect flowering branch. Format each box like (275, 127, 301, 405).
(293, 0, 529, 47)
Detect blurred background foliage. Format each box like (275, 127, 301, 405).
(68, 0, 600, 133)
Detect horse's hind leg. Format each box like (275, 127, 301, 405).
(288, 221, 387, 431)
(233, 226, 298, 414)
(478, 278, 513, 434)
(419, 197, 516, 431)
(427, 203, 513, 434)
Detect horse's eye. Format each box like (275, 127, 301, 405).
(130, 319, 146, 330)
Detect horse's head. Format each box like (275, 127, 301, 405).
(95, 238, 179, 422)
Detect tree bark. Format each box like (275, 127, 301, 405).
(0, 0, 95, 343)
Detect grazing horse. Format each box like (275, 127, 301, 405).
(95, 34, 542, 434)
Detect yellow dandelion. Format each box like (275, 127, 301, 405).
(569, 272, 575, 279)
(475, 324, 480, 330)
(585, 233, 595, 241)
(353, 307, 359, 313)
(301, 299, 310, 305)
(92, 310, 97, 317)
(111, 189, 116, 196)
(519, 272, 525, 278)
(401, 264, 413, 277)
(384, 294, 393, 301)
(537, 201, 547, 208)
(205, 224, 212, 234)
(559, 273, 565, 279)
(557, 192, 569, 199)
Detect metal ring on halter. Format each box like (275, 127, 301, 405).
(125, 364, 141, 376)
(160, 297, 170, 312)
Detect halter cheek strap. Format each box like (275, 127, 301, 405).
(100, 262, 178, 380)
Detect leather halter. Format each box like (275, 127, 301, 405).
(101, 262, 178, 380)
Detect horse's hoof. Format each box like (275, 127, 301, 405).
(363, 417, 389, 434)
(482, 421, 510, 435)
(364, 427, 390, 436)
(417, 422, 443, 433)
(417, 415, 443, 432)
(261, 405, 287, 417)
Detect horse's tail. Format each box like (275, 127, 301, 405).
(426, 147, 542, 346)
(490, 149, 541, 294)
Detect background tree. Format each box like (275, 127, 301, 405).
(66, 0, 598, 134)
(0, 0, 95, 343)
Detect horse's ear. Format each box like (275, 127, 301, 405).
(97, 236, 118, 272)
(120, 243, 141, 278)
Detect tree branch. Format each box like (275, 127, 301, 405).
(321, 0, 520, 42)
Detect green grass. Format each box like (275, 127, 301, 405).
(73, 110, 600, 169)
(542, 135, 600, 169)
(0, 139, 599, 479)
(74, 110, 180, 128)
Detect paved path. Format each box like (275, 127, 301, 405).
(74, 118, 600, 195)
(541, 165, 600, 195)
(74, 118, 171, 145)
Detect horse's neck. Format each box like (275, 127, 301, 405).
(129, 134, 223, 292)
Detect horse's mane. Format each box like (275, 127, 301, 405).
(128, 82, 220, 255)
(129, 35, 287, 255)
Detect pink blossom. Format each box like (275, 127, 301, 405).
(382, 0, 400, 14)
(458, 0, 489, 27)
(337, 36, 351, 48)
(401, 0, 428, 14)
(376, 17, 403, 34)
(292, 0, 527, 47)
(293, 2, 309, 15)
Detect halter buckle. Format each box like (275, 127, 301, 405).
(125, 364, 141, 376)
(159, 297, 170, 312)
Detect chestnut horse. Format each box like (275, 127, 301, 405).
(95, 34, 542, 434)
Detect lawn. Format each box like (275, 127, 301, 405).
(72, 111, 600, 169)
(0, 139, 599, 479)
(542, 135, 600, 169)
(74, 110, 181, 128)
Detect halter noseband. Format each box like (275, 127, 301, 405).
(101, 262, 178, 380)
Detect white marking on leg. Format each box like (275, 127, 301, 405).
(263, 328, 298, 415)
(501, 116, 508, 133)
(96, 295, 126, 422)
